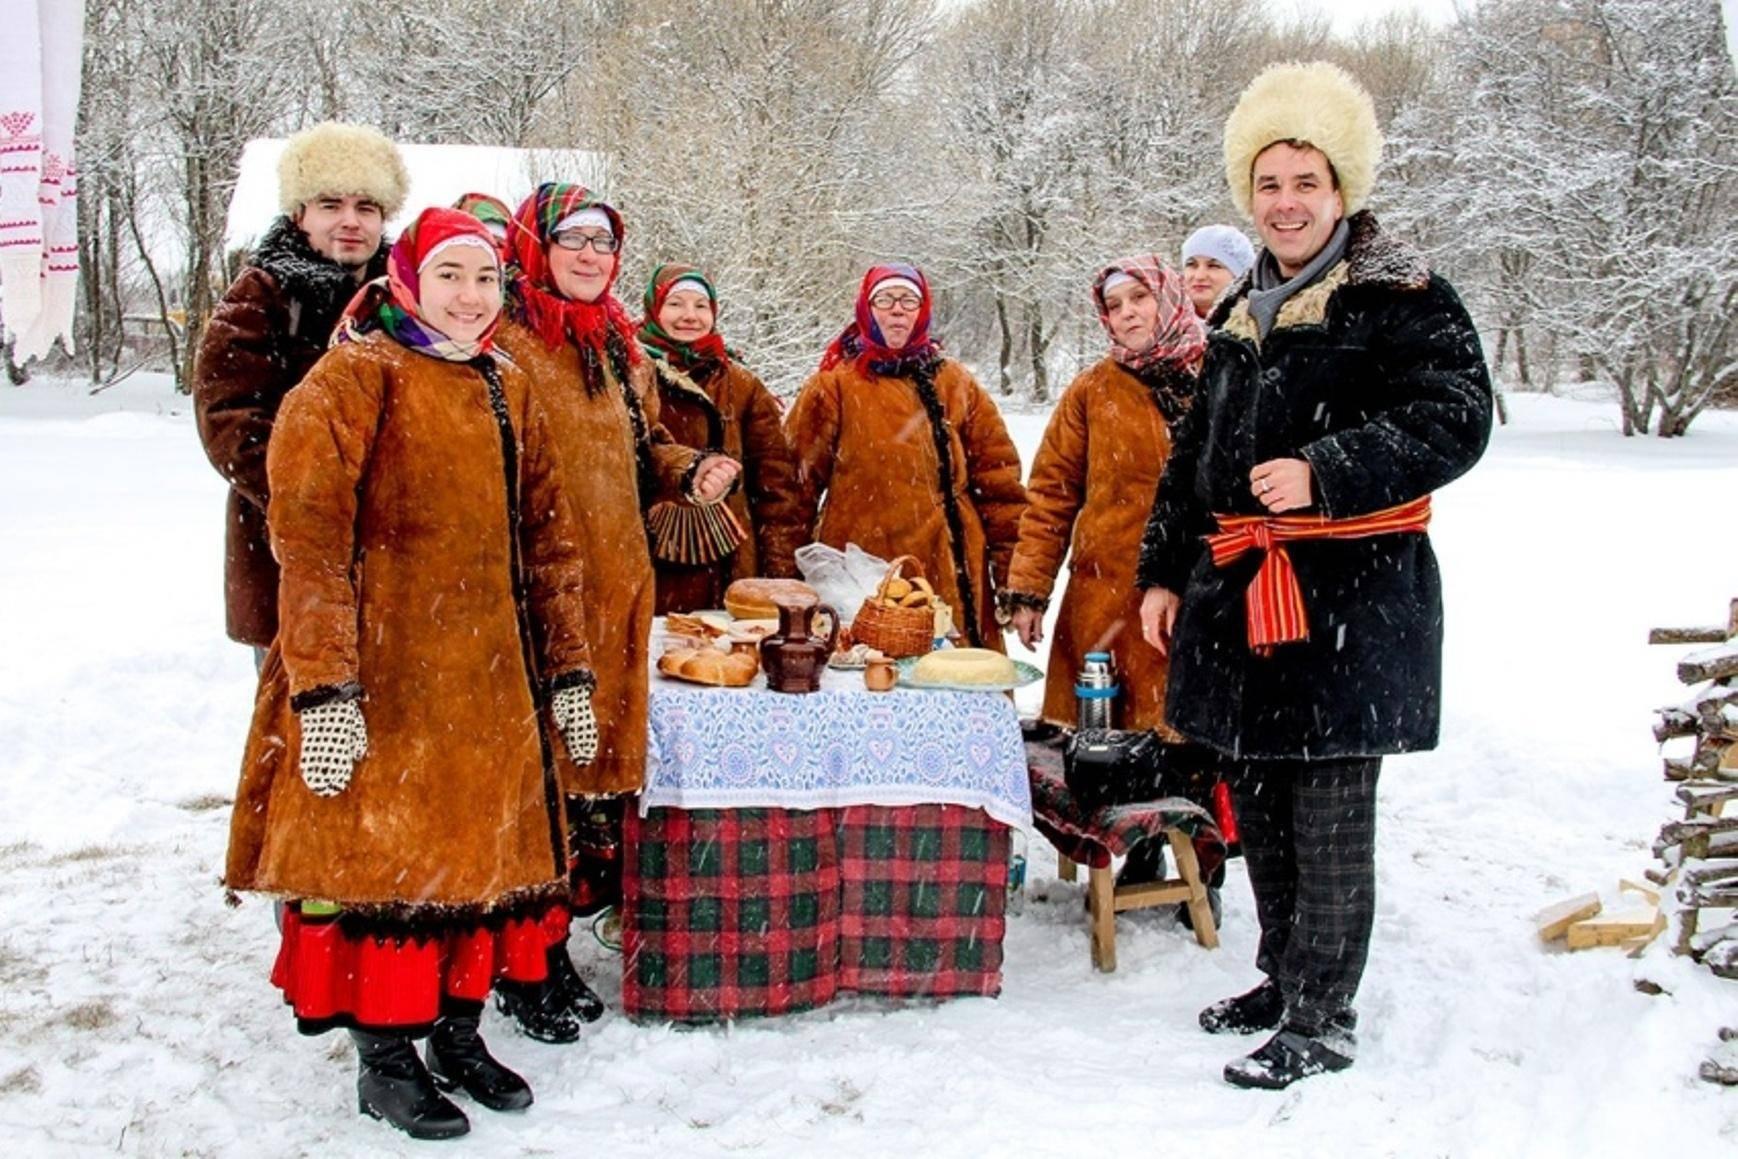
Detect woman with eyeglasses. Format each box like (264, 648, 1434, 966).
(495, 184, 741, 1041)
(636, 262, 805, 614)
(225, 208, 596, 1139)
(785, 262, 1027, 650)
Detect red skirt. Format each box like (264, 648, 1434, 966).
(271, 903, 569, 1035)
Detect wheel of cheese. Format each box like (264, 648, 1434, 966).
(724, 577, 817, 620)
(910, 647, 1017, 686)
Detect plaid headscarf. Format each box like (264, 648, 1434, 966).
(452, 192, 512, 240)
(334, 207, 502, 362)
(637, 262, 731, 373)
(505, 183, 642, 381)
(819, 262, 942, 377)
(1092, 255, 1206, 374)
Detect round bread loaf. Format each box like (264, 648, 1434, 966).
(724, 577, 817, 620)
(910, 647, 1016, 686)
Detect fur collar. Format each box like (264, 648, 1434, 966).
(249, 215, 388, 331)
(1213, 211, 1430, 345)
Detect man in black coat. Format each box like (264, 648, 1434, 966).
(193, 122, 405, 655)
(1136, 62, 1492, 1089)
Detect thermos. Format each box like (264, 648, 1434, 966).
(1075, 651, 1118, 730)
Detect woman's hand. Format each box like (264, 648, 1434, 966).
(1249, 457, 1312, 514)
(1010, 607, 1044, 650)
(690, 455, 742, 505)
(1139, 587, 1181, 655)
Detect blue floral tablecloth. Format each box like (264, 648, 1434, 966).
(642, 664, 1033, 830)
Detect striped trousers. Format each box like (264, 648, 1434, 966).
(1228, 757, 1380, 1043)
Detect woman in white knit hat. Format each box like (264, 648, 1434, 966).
(1180, 224, 1255, 320)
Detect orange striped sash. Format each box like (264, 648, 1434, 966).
(1207, 496, 1433, 653)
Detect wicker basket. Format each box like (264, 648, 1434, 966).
(852, 555, 937, 658)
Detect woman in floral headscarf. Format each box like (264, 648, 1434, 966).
(225, 207, 596, 1139)
(1001, 255, 1206, 731)
(784, 262, 1027, 649)
(1002, 255, 1231, 904)
(494, 184, 739, 1040)
(637, 262, 804, 613)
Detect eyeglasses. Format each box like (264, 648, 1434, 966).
(868, 293, 922, 311)
(552, 230, 620, 254)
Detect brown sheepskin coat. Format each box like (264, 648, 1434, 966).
(498, 320, 703, 796)
(224, 334, 590, 918)
(1004, 357, 1191, 736)
(649, 357, 805, 614)
(784, 357, 1027, 648)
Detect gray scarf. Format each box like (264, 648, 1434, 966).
(1246, 217, 1351, 340)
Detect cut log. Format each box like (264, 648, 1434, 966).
(1664, 756, 1695, 782)
(1681, 860, 1738, 887)
(1566, 905, 1663, 950)
(1679, 643, 1738, 685)
(1680, 885, 1738, 908)
(1655, 815, 1738, 858)
(1677, 783, 1738, 814)
(1619, 878, 1660, 904)
(1650, 626, 1729, 645)
(1654, 708, 1700, 742)
(1536, 892, 1602, 942)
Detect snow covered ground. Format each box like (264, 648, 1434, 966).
(1, 374, 1734, 1156)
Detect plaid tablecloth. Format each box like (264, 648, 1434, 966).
(623, 802, 1008, 1023)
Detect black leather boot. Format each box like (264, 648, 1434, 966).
(351, 1029, 470, 1140)
(494, 973, 583, 1044)
(1223, 1027, 1354, 1090)
(1198, 978, 1285, 1035)
(426, 1004, 533, 1112)
(547, 942, 607, 1023)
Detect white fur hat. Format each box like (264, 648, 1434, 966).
(277, 122, 409, 218)
(1223, 61, 1383, 218)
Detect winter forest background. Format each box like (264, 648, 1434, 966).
(22, 0, 1738, 437)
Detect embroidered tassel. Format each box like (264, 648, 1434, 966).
(647, 500, 747, 566)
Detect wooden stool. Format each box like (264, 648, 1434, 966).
(1057, 829, 1218, 971)
(1026, 735, 1224, 973)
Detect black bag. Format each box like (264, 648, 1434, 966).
(1063, 728, 1220, 812)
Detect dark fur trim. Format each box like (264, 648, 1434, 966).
(249, 216, 387, 341)
(910, 357, 983, 646)
(328, 878, 570, 940)
(546, 668, 597, 696)
(1131, 360, 1197, 426)
(289, 681, 362, 713)
(996, 589, 1049, 615)
(1207, 211, 1430, 329)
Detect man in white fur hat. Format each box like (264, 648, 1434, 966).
(194, 122, 408, 657)
(1135, 62, 1493, 1089)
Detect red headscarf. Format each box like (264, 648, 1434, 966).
(818, 262, 940, 375)
(335, 206, 502, 361)
(505, 183, 641, 370)
(1092, 255, 1206, 374)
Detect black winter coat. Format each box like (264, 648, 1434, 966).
(193, 218, 388, 645)
(1135, 212, 1492, 760)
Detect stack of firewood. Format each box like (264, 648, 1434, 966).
(1644, 598, 1737, 1086)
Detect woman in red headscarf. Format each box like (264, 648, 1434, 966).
(224, 208, 597, 1140)
(637, 262, 804, 613)
(493, 184, 740, 1039)
(785, 263, 1027, 649)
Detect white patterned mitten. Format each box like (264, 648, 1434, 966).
(551, 684, 599, 765)
(297, 699, 369, 797)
